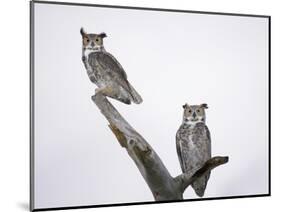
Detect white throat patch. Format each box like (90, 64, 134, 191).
(84, 47, 102, 57)
(183, 119, 204, 128)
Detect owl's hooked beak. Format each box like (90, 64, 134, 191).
(192, 112, 197, 119)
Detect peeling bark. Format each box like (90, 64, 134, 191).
(92, 93, 228, 201)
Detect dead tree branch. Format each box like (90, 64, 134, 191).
(92, 93, 228, 201)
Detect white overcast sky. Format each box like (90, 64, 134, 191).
(33, 2, 269, 209)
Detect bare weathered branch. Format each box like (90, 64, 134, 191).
(175, 156, 229, 193)
(92, 93, 228, 200)
(108, 124, 127, 147)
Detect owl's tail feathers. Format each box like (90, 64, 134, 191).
(128, 83, 143, 104)
(191, 171, 211, 197)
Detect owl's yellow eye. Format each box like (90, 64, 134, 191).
(86, 38, 90, 42)
(96, 38, 99, 42)
(197, 109, 200, 113)
(188, 110, 192, 113)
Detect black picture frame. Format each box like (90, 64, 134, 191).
(30, 1, 271, 211)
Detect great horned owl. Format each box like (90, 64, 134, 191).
(176, 103, 211, 197)
(80, 27, 143, 104)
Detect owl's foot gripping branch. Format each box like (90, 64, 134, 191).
(92, 93, 229, 201)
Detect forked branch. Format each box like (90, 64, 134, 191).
(92, 93, 228, 200)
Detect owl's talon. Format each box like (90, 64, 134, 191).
(95, 87, 107, 95)
(95, 88, 102, 93)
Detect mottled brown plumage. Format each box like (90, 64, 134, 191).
(176, 103, 211, 197)
(80, 27, 142, 104)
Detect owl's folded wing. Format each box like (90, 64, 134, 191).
(88, 51, 131, 93)
(89, 52, 127, 78)
(204, 125, 212, 158)
(176, 130, 190, 173)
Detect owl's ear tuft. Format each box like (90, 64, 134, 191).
(99, 32, 107, 38)
(182, 103, 188, 109)
(200, 103, 208, 109)
(80, 27, 86, 36)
